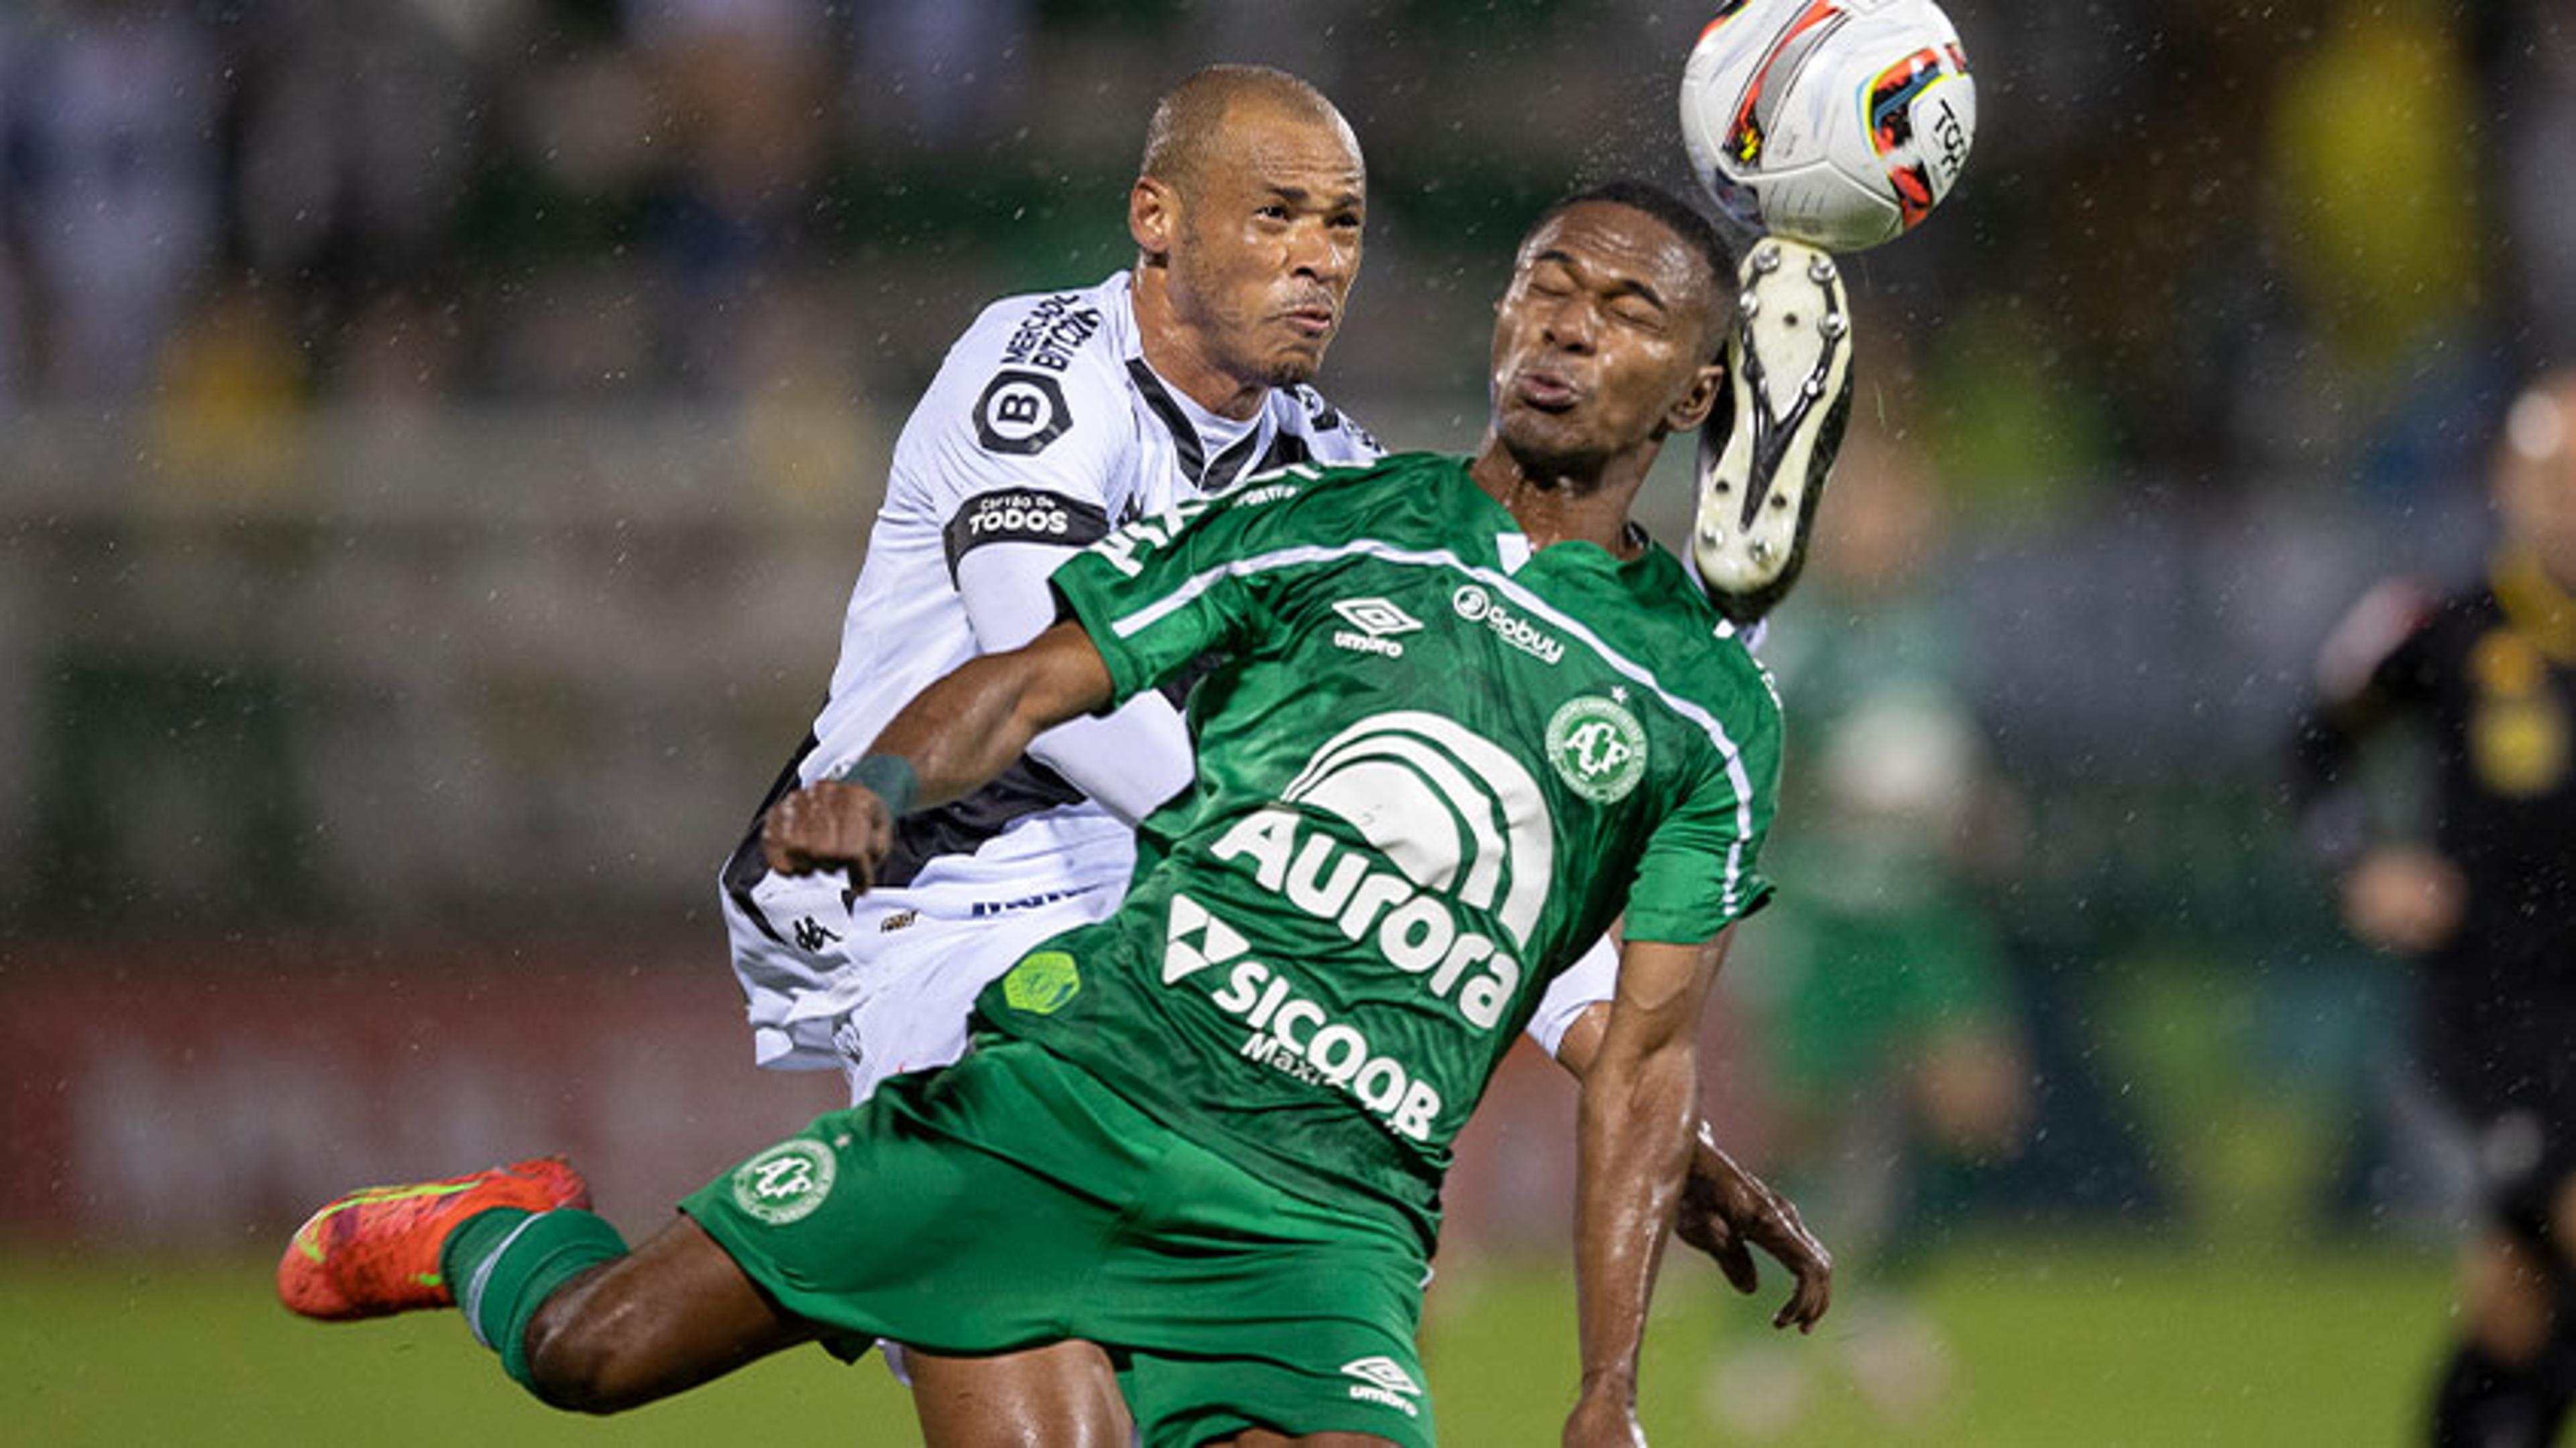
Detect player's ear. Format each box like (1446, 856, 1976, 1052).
(1130, 177, 1178, 261)
(1666, 359, 1725, 433)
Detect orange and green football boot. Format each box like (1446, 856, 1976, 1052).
(276, 1156, 592, 1321)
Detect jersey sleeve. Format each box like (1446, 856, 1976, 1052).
(1048, 474, 1316, 707)
(1524, 932, 1619, 1057)
(1619, 680, 1783, 945)
(890, 297, 1136, 586)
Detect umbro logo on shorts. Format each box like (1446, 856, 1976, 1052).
(1330, 597, 1421, 659)
(1342, 1355, 1424, 1417)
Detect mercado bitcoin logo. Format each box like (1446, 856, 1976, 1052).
(1546, 695, 1647, 803)
(731, 1139, 837, 1225)
(1002, 950, 1082, 1015)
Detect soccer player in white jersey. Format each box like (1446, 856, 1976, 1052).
(716, 65, 1388, 1101)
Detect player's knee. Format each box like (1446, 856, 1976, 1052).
(520, 1290, 663, 1414)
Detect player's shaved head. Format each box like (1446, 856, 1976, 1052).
(1140, 64, 1358, 194)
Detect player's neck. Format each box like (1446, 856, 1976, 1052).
(1468, 437, 1651, 558)
(1131, 266, 1269, 421)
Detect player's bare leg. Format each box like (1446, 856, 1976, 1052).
(906, 1340, 1128, 1447)
(519, 1215, 817, 1412)
(280, 1158, 817, 1415)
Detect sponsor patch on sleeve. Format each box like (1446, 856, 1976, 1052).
(944, 487, 1114, 578)
(973, 368, 1073, 456)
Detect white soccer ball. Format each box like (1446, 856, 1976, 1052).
(1678, 0, 1977, 252)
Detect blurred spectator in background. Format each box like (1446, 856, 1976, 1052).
(2290, 371, 2576, 1447)
(849, 0, 1034, 154)
(11, 3, 219, 401)
(0, 0, 2551, 472)
(1709, 408, 2031, 1437)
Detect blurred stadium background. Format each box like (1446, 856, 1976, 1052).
(3, 0, 2568, 1442)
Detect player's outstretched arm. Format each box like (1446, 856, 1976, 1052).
(1552, 1003, 1830, 1331)
(1566, 932, 1730, 1448)
(763, 619, 1115, 888)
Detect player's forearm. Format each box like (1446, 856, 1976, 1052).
(1571, 1028, 1697, 1399)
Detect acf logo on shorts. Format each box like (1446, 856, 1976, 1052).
(1546, 694, 1647, 803)
(731, 1139, 837, 1225)
(1002, 949, 1082, 1015)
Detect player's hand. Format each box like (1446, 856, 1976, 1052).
(2342, 845, 2465, 955)
(1563, 1384, 1648, 1448)
(1673, 1125, 1832, 1332)
(761, 780, 897, 889)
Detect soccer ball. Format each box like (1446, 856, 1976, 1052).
(1678, 0, 1977, 252)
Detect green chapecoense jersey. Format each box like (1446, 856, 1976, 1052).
(975, 452, 1784, 1241)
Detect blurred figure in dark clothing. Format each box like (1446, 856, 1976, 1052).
(2290, 369, 2576, 1448)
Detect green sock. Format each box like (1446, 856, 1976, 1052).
(439, 1207, 629, 1389)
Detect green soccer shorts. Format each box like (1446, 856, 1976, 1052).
(679, 1037, 1438, 1447)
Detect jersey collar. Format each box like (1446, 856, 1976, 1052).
(1116, 279, 1278, 495)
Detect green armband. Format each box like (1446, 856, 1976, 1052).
(833, 754, 920, 819)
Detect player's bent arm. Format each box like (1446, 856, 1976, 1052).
(1568, 931, 1731, 1443)
(763, 620, 1116, 886)
(1552, 992, 1831, 1331)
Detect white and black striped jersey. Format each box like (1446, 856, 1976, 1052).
(722, 270, 1383, 1068)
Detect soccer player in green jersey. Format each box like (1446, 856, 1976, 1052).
(280, 180, 1792, 1448)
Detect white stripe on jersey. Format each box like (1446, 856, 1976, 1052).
(1100, 535, 1768, 917)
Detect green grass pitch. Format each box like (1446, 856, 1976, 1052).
(3, 1240, 2451, 1445)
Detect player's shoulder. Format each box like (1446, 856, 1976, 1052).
(1222, 450, 1456, 528)
(951, 275, 1128, 376)
(916, 274, 1136, 462)
(1266, 381, 1385, 464)
(1619, 550, 1786, 748)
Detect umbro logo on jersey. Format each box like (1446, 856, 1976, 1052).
(1342, 1356, 1424, 1417)
(1330, 597, 1422, 658)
